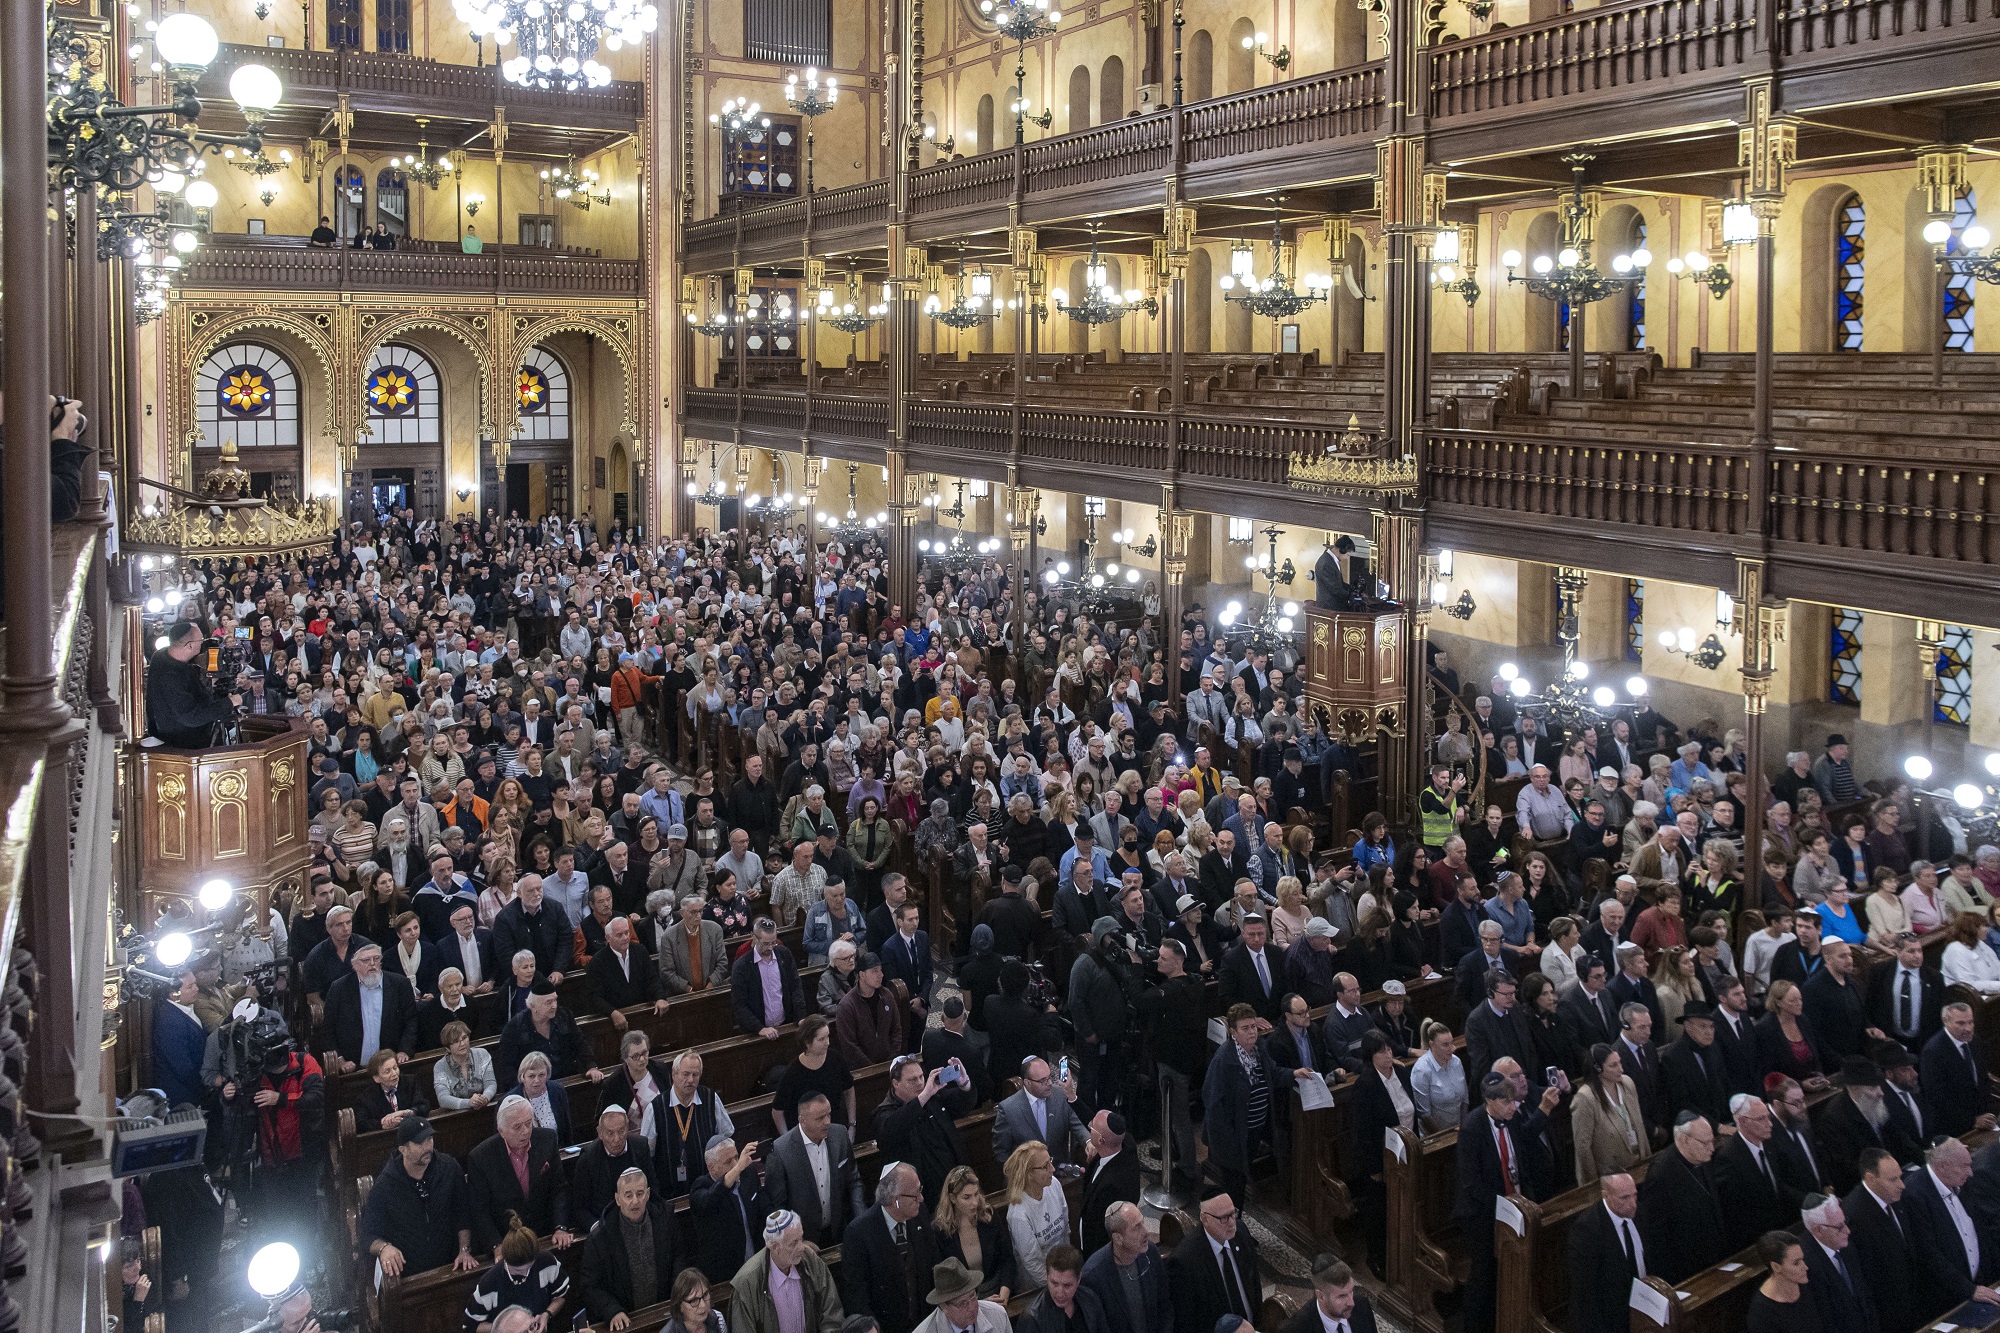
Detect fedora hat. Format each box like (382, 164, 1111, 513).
(926, 1258, 983, 1305)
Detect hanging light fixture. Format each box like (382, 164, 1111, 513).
(1499, 153, 1652, 307)
(455, 0, 657, 92)
(1429, 224, 1480, 307)
(1220, 199, 1333, 320)
(817, 270, 889, 335)
(389, 119, 453, 190)
(980, 0, 1060, 143)
(541, 158, 611, 208)
(1053, 224, 1158, 327)
(1665, 198, 1754, 299)
(925, 252, 1000, 330)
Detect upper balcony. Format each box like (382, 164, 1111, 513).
(194, 43, 644, 149)
(684, 0, 2000, 271)
(177, 235, 642, 298)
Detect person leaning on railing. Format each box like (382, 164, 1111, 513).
(146, 618, 242, 747)
(0, 392, 91, 625)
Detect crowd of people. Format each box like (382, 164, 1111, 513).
(129, 506, 2000, 1333)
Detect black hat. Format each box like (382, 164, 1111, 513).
(395, 1116, 435, 1146)
(1874, 1043, 1916, 1072)
(858, 951, 883, 972)
(1827, 733, 1849, 748)
(1841, 1055, 1884, 1087)
(1001, 864, 1023, 885)
(1679, 1000, 1717, 1023)
(1479, 1071, 1515, 1101)
(529, 976, 558, 996)
(941, 996, 965, 1020)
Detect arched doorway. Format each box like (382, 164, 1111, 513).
(504, 345, 574, 520)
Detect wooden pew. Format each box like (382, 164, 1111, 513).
(1382, 1125, 1465, 1333)
(1626, 1243, 1764, 1333)
(1494, 1161, 1653, 1333)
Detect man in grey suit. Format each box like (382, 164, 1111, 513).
(992, 1055, 1091, 1169)
(1183, 675, 1229, 744)
(764, 1092, 864, 1248)
(657, 892, 728, 994)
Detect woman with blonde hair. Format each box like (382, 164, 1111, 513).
(1269, 876, 1313, 951)
(931, 1163, 1015, 1302)
(1650, 945, 1700, 1043)
(477, 858, 519, 929)
(1003, 1141, 1069, 1292)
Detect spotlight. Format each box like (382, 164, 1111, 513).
(196, 878, 234, 911)
(246, 1241, 302, 1300)
(155, 932, 194, 968)
(1905, 756, 1934, 782)
(1954, 784, 1985, 810)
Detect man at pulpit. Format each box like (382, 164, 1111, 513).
(1312, 536, 1371, 612)
(146, 620, 240, 747)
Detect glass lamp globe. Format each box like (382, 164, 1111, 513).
(155, 12, 220, 68)
(229, 63, 284, 113)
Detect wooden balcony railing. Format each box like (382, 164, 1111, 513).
(179, 239, 641, 296)
(1769, 452, 1998, 566)
(1424, 429, 1754, 536)
(1182, 63, 1386, 167)
(196, 43, 644, 125)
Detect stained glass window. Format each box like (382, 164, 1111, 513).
(376, 0, 411, 53)
(1829, 608, 1863, 706)
(363, 343, 440, 445)
(1557, 299, 1571, 352)
(1837, 197, 1865, 351)
(326, 0, 362, 49)
(1626, 579, 1644, 662)
(1936, 623, 1973, 725)
(515, 346, 570, 440)
(1628, 220, 1647, 351)
(723, 117, 800, 199)
(1946, 188, 1977, 353)
(195, 342, 299, 449)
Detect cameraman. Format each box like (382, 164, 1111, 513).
(147, 619, 241, 747)
(218, 1008, 324, 1240)
(0, 393, 91, 604)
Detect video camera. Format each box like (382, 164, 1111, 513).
(221, 1008, 296, 1089)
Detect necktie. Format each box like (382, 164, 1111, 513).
(1254, 951, 1270, 995)
(1495, 1121, 1515, 1193)
(1621, 1219, 1643, 1275)
(1966, 1041, 1980, 1082)
(1832, 1248, 1854, 1293)
(1901, 971, 1915, 1034)
(1223, 1245, 1250, 1317)
(1755, 1146, 1775, 1197)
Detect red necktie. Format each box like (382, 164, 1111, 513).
(1496, 1121, 1515, 1193)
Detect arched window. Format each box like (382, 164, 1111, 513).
(195, 341, 300, 450)
(376, 167, 408, 238)
(1225, 18, 1256, 92)
(1068, 66, 1091, 133)
(1946, 188, 1977, 353)
(976, 95, 995, 153)
(363, 343, 442, 444)
(1099, 56, 1125, 122)
(1936, 623, 1973, 724)
(336, 165, 365, 239)
(515, 347, 571, 440)
(1628, 219, 1647, 351)
(1828, 607, 1863, 705)
(1835, 195, 1865, 351)
(376, 0, 411, 53)
(327, 0, 362, 49)
(1187, 30, 1214, 101)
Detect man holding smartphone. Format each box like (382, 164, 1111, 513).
(874, 1054, 969, 1211)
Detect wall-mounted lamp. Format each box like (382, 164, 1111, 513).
(455, 483, 473, 501)
(1714, 590, 1736, 634)
(465, 194, 485, 218)
(1241, 30, 1290, 70)
(1657, 627, 1728, 670)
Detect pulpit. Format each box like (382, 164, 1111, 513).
(1301, 606, 1409, 743)
(135, 714, 311, 924)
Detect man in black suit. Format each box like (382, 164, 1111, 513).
(1879, 1044, 1931, 1150)
(1577, 895, 1630, 974)
(585, 915, 668, 1024)
(1865, 933, 1945, 1055)
(1168, 1188, 1263, 1333)
(1819, 1057, 1913, 1196)
(920, 995, 990, 1107)
(1455, 1072, 1560, 1333)
(1710, 976, 1762, 1098)
(1898, 1135, 2000, 1322)
(730, 916, 804, 1037)
(1767, 1075, 1833, 1200)
(1924, 1000, 2000, 1138)
(1464, 968, 1536, 1091)
(1277, 1255, 1378, 1333)
(1637, 1111, 1730, 1283)
(1842, 1148, 1919, 1333)
(1566, 1171, 1645, 1333)
(1804, 939, 1869, 1071)
(466, 1096, 570, 1257)
(1607, 941, 1664, 1038)
(1216, 914, 1284, 1027)
(841, 1161, 940, 1333)
(1079, 1111, 1142, 1257)
(1319, 972, 1379, 1076)
(1263, 992, 1335, 1078)
(1455, 920, 1511, 1014)
(317, 943, 419, 1074)
(1556, 957, 1618, 1077)
(1714, 1093, 1796, 1251)
(424, 903, 498, 996)
(1769, 910, 1826, 988)
(1614, 1001, 1666, 1143)
(1800, 1193, 1880, 1332)
(689, 1134, 768, 1285)
(563, 1103, 657, 1239)
(1658, 1001, 1732, 1125)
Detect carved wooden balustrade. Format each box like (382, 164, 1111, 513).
(178, 239, 641, 296)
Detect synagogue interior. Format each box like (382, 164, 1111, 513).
(9, 0, 2000, 1330)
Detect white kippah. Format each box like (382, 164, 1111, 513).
(763, 1209, 800, 1241)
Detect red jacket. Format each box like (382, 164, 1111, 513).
(256, 1052, 325, 1167)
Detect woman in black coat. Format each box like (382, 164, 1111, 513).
(931, 1164, 1018, 1301)
(1521, 972, 1582, 1086)
(1346, 1030, 1418, 1279)
(352, 1049, 430, 1135)
(1752, 979, 1824, 1085)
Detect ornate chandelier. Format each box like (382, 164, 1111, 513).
(389, 119, 452, 190)
(1054, 226, 1157, 327)
(817, 465, 886, 542)
(1221, 202, 1333, 320)
(817, 270, 888, 335)
(925, 256, 1001, 331)
(1494, 568, 1651, 735)
(455, 0, 657, 92)
(980, 0, 1059, 142)
(1500, 153, 1652, 306)
(541, 158, 610, 208)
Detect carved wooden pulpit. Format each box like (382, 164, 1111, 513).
(1301, 606, 1409, 743)
(135, 714, 312, 925)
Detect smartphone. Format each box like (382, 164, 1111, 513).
(1544, 1065, 1562, 1090)
(1058, 1056, 1070, 1084)
(235, 627, 252, 640)
(938, 1065, 962, 1086)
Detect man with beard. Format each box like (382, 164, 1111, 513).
(319, 942, 419, 1074)
(376, 815, 421, 891)
(1817, 1056, 1917, 1195)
